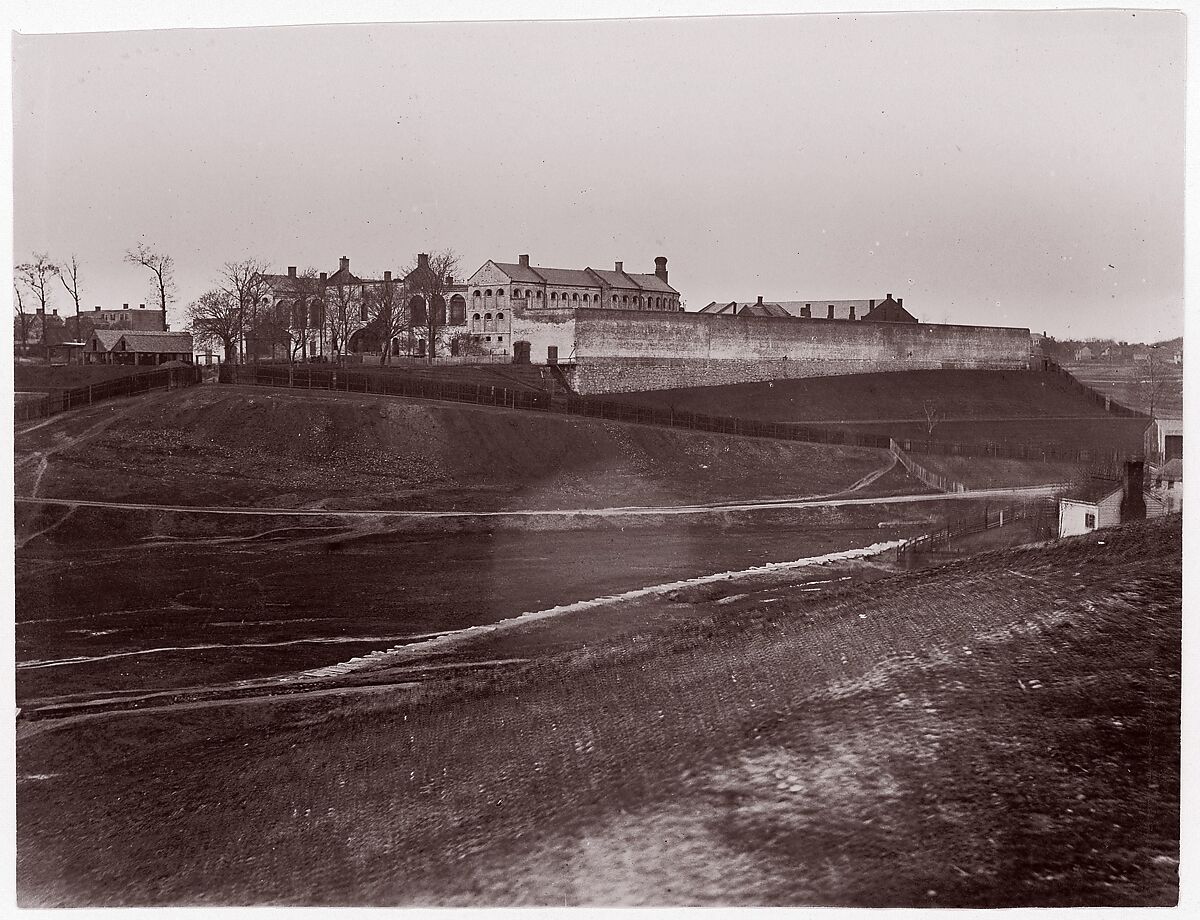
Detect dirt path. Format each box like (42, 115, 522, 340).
(14, 482, 1063, 520)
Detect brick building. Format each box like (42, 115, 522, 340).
(699, 293, 916, 322)
(88, 303, 170, 331)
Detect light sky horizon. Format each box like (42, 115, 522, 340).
(12, 10, 1186, 342)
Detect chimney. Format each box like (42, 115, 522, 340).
(417, 253, 430, 270)
(615, 261, 624, 273)
(52, 309, 58, 316)
(339, 256, 350, 272)
(886, 292, 893, 300)
(139, 303, 146, 309)
(519, 254, 530, 268)
(756, 295, 764, 306)
(123, 303, 129, 309)
(383, 270, 392, 283)
(1121, 460, 1146, 522)
(827, 304, 835, 319)
(869, 299, 876, 309)
(654, 256, 668, 283)
(897, 298, 904, 308)
(94, 305, 100, 312)
(319, 272, 327, 283)
(288, 266, 297, 278)
(849, 304, 856, 320)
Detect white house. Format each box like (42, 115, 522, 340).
(1058, 479, 1124, 538)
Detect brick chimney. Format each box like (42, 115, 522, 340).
(1121, 460, 1146, 522)
(383, 270, 392, 283)
(655, 256, 668, 283)
(886, 292, 893, 300)
(869, 299, 876, 309)
(615, 261, 624, 273)
(288, 266, 297, 278)
(319, 272, 327, 283)
(139, 303, 145, 309)
(897, 298, 904, 308)
(123, 303, 129, 309)
(756, 295, 764, 306)
(94, 305, 100, 311)
(827, 304, 835, 319)
(339, 256, 350, 272)
(519, 254, 530, 268)
(849, 304, 856, 319)
(417, 253, 430, 270)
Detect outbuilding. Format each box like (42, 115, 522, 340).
(85, 329, 195, 365)
(1058, 461, 1147, 538)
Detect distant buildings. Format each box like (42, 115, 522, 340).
(89, 303, 170, 332)
(699, 293, 917, 323)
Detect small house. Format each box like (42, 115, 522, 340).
(1058, 461, 1147, 538)
(85, 329, 195, 366)
(1073, 345, 1094, 362)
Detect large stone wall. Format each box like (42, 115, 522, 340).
(513, 307, 1032, 395)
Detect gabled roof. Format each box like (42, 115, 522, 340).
(1063, 477, 1123, 505)
(492, 261, 547, 284)
(259, 273, 321, 297)
(91, 329, 194, 353)
(534, 266, 597, 287)
(1156, 458, 1183, 481)
(324, 266, 364, 287)
(486, 261, 679, 295)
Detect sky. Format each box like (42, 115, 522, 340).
(11, 9, 1187, 342)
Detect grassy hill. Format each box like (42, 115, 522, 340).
(605, 370, 1148, 457)
(14, 363, 150, 391)
(17, 515, 1180, 906)
(22, 386, 901, 511)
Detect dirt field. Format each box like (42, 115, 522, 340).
(604, 369, 1149, 457)
(1062, 362, 1183, 418)
(16, 516, 1180, 906)
(16, 386, 899, 511)
(605, 369, 1116, 422)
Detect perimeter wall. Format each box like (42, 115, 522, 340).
(511, 307, 1032, 394)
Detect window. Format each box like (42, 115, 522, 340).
(484, 289, 492, 297)
(572, 293, 578, 301)
(1084, 512, 1096, 529)
(551, 292, 558, 301)
(473, 313, 481, 321)
(496, 312, 504, 321)
(536, 291, 543, 299)
(612, 296, 619, 305)
(485, 336, 492, 341)
(485, 312, 493, 320)
(497, 289, 504, 297)
(473, 290, 481, 298)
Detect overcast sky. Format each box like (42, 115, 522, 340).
(12, 10, 1185, 341)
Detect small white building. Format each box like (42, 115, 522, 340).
(1058, 479, 1124, 538)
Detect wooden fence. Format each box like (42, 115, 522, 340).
(14, 364, 203, 423)
(899, 498, 1058, 560)
(889, 439, 967, 493)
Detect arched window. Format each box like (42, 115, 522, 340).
(536, 290, 543, 299)
(485, 312, 493, 320)
(431, 295, 447, 325)
(551, 292, 558, 301)
(612, 296, 618, 305)
(473, 313, 481, 321)
(409, 295, 427, 326)
(450, 294, 467, 324)
(497, 289, 504, 297)
(496, 312, 504, 322)
(622, 296, 628, 304)
(473, 290, 481, 298)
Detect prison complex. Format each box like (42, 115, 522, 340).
(255, 252, 1033, 395)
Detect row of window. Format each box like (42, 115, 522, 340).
(473, 288, 678, 309)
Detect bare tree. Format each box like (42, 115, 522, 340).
(365, 273, 407, 365)
(15, 253, 60, 363)
(322, 275, 363, 366)
(59, 254, 85, 342)
(125, 242, 176, 321)
(404, 249, 461, 361)
(922, 399, 941, 447)
(1137, 345, 1168, 418)
(13, 284, 33, 349)
(187, 289, 241, 363)
(218, 259, 272, 363)
(287, 268, 322, 364)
